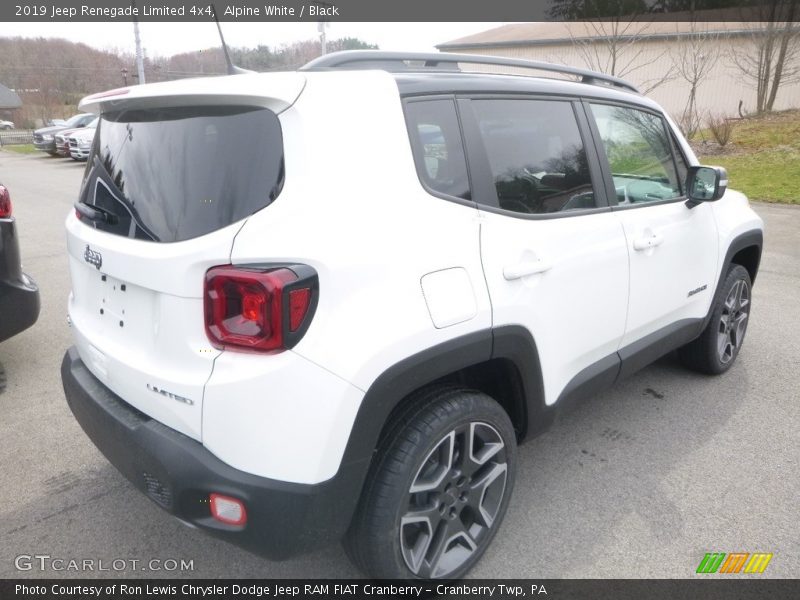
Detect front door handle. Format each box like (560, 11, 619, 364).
(503, 258, 552, 280)
(632, 232, 664, 251)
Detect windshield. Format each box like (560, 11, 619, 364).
(77, 105, 284, 243)
(65, 114, 89, 128)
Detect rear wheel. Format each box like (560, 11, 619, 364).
(345, 387, 516, 579)
(679, 264, 752, 374)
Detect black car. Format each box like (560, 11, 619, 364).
(0, 183, 39, 342)
(33, 113, 94, 155)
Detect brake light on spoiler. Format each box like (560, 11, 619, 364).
(204, 264, 318, 353)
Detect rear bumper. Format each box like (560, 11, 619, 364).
(60, 347, 367, 560)
(0, 219, 40, 342)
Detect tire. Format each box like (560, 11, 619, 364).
(679, 264, 752, 375)
(345, 386, 516, 579)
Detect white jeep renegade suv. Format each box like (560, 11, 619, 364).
(61, 51, 763, 579)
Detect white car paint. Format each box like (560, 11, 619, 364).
(66, 68, 763, 487)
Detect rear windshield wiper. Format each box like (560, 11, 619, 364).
(74, 201, 120, 225)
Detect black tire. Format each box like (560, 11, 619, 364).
(679, 264, 752, 375)
(345, 386, 516, 579)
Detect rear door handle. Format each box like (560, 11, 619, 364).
(503, 259, 552, 280)
(632, 232, 664, 251)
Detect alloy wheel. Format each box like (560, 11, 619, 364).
(399, 422, 508, 578)
(717, 278, 750, 364)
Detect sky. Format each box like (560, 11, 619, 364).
(0, 22, 505, 57)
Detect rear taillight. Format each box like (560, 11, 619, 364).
(0, 185, 11, 218)
(204, 265, 318, 353)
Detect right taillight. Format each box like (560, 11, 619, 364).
(0, 185, 11, 218)
(204, 264, 318, 353)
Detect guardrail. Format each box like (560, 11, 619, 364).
(0, 130, 34, 146)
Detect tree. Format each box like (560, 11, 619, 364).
(548, 0, 647, 19)
(729, 0, 800, 113)
(558, 1, 677, 94)
(670, 21, 721, 137)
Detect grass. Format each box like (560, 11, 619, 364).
(0, 144, 37, 154)
(696, 109, 800, 204)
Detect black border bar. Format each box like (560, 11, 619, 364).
(2, 579, 799, 600)
(3, 0, 799, 22)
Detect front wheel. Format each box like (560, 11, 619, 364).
(679, 264, 752, 374)
(345, 387, 516, 579)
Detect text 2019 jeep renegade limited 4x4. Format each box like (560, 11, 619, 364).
(61, 51, 763, 579)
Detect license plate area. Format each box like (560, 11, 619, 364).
(78, 269, 156, 343)
(98, 274, 129, 329)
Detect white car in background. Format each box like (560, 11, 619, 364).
(67, 118, 98, 161)
(0, 119, 14, 130)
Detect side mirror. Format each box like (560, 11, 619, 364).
(686, 165, 727, 207)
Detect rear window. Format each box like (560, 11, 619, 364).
(78, 106, 284, 243)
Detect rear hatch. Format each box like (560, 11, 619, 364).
(66, 73, 304, 440)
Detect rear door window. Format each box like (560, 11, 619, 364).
(469, 99, 598, 214)
(78, 106, 284, 243)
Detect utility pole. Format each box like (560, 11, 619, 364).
(318, 21, 329, 55)
(132, 1, 146, 84)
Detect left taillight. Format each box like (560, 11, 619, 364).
(204, 265, 318, 353)
(0, 185, 11, 218)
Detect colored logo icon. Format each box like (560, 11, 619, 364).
(696, 552, 773, 574)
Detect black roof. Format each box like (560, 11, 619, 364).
(0, 83, 22, 109)
(300, 50, 660, 111)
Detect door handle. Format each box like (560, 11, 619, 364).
(503, 259, 552, 280)
(632, 232, 664, 251)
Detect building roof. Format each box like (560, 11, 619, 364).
(438, 13, 772, 50)
(0, 83, 22, 109)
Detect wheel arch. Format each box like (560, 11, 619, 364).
(336, 325, 547, 525)
(722, 229, 763, 287)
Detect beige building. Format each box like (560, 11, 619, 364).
(437, 20, 800, 126)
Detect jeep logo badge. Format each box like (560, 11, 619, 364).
(84, 245, 103, 270)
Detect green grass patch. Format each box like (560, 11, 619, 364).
(709, 150, 800, 204)
(697, 109, 800, 204)
(0, 144, 37, 154)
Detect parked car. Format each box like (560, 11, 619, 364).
(48, 119, 67, 127)
(55, 124, 91, 157)
(0, 120, 14, 130)
(0, 183, 40, 343)
(33, 113, 94, 155)
(67, 118, 98, 161)
(61, 51, 763, 580)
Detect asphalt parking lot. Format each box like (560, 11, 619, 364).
(0, 150, 798, 579)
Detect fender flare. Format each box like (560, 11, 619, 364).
(335, 325, 546, 509)
(702, 229, 763, 329)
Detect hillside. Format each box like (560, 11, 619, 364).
(694, 110, 800, 204)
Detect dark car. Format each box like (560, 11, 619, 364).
(33, 113, 94, 155)
(0, 183, 40, 342)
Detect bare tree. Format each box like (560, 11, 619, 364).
(730, 0, 800, 113)
(549, 1, 675, 93)
(671, 21, 720, 138)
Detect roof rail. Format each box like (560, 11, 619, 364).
(300, 50, 640, 94)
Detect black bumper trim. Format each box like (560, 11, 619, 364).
(0, 218, 40, 342)
(0, 273, 39, 342)
(60, 347, 368, 560)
